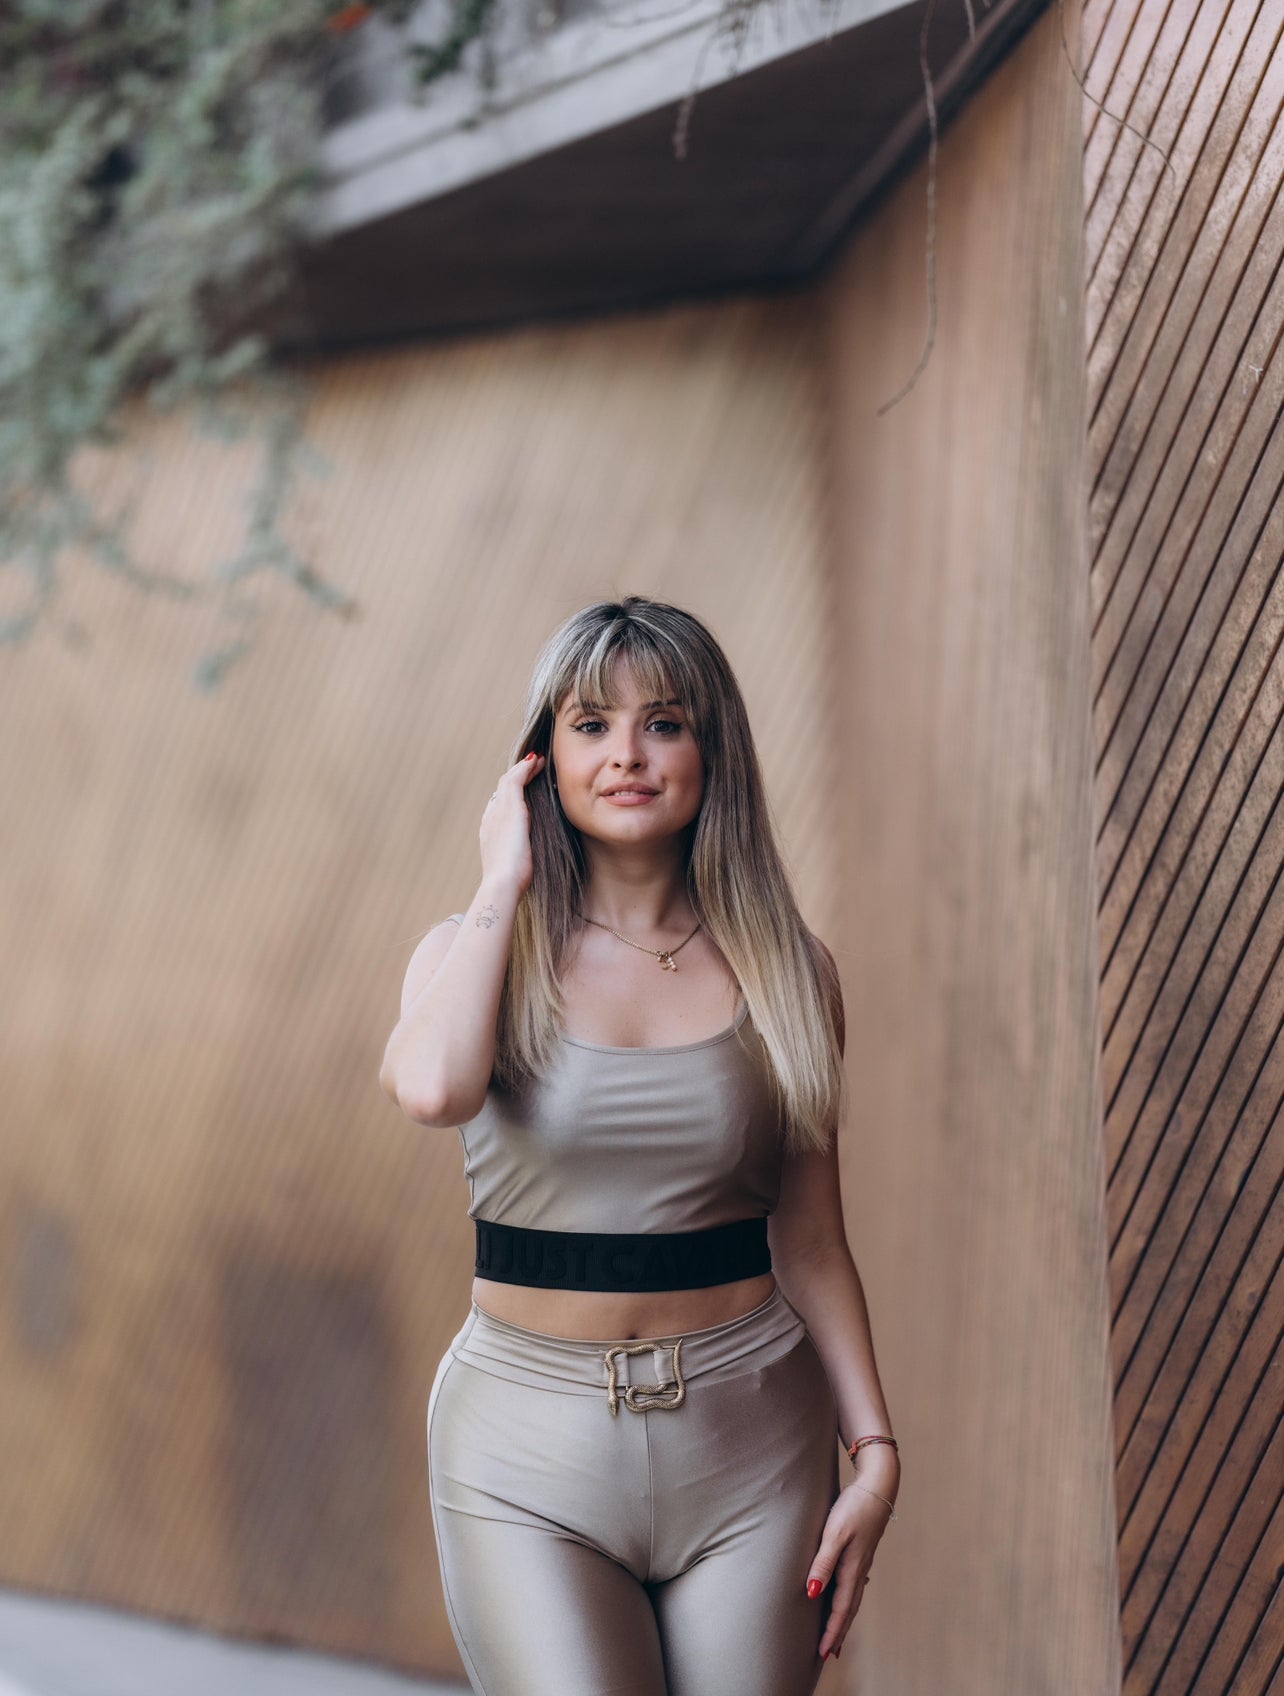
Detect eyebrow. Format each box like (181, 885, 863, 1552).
(563, 697, 683, 715)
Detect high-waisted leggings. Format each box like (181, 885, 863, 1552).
(426, 1282, 840, 1696)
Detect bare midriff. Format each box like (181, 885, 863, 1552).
(471, 1270, 778, 1341)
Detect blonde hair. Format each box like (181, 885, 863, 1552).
(491, 594, 844, 1157)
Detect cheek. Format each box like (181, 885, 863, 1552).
(674, 744, 705, 791)
(550, 730, 582, 775)
(553, 740, 600, 798)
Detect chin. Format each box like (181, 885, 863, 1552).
(579, 814, 682, 842)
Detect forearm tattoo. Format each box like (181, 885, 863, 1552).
(475, 904, 499, 929)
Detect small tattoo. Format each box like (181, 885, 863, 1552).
(475, 904, 499, 929)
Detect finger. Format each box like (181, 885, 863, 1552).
(821, 1587, 860, 1651)
(819, 1594, 857, 1657)
(489, 754, 543, 799)
(819, 1568, 865, 1657)
(828, 1572, 873, 1660)
(827, 1580, 865, 1662)
(501, 752, 544, 785)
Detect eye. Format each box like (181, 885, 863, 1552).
(569, 716, 685, 735)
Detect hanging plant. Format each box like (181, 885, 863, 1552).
(0, 0, 484, 690)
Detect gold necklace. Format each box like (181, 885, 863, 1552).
(578, 912, 702, 972)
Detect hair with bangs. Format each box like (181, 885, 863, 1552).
(491, 594, 844, 1157)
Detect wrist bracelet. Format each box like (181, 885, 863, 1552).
(843, 1433, 899, 1520)
(849, 1478, 897, 1520)
(846, 1433, 899, 1464)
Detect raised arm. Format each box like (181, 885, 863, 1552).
(378, 751, 545, 1126)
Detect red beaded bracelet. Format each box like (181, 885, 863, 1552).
(846, 1433, 899, 1463)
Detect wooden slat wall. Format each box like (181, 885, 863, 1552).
(1079, 0, 1284, 1689)
(0, 296, 836, 1676)
(819, 4, 1122, 1693)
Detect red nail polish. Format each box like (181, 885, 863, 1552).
(525, 752, 536, 761)
(834, 1644, 842, 1659)
(807, 1577, 822, 1599)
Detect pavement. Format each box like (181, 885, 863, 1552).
(0, 1589, 466, 1696)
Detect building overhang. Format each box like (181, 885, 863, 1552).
(281, 0, 1051, 348)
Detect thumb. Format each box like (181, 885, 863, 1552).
(804, 1537, 841, 1598)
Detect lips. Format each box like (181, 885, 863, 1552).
(602, 786, 659, 797)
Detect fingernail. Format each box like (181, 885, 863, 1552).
(820, 1650, 829, 1662)
(807, 1578, 822, 1599)
(525, 752, 537, 761)
(834, 1644, 842, 1659)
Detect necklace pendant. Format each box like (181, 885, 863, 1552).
(658, 952, 677, 971)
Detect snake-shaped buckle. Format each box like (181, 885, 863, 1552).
(603, 1337, 686, 1415)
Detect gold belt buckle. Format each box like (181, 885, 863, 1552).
(603, 1337, 686, 1416)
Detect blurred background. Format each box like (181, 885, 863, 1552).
(3, 2, 1282, 1693)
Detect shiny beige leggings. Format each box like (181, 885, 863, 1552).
(426, 1283, 840, 1696)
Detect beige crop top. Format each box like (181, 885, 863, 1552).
(442, 915, 785, 1235)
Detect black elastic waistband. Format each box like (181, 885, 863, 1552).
(473, 1216, 772, 1292)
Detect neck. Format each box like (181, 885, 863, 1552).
(579, 837, 695, 933)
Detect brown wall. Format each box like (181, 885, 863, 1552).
(821, 3, 1122, 1693)
(0, 298, 836, 1674)
(1081, 1, 1284, 1690)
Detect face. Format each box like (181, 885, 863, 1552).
(549, 660, 705, 844)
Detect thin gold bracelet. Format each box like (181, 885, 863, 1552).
(848, 1478, 897, 1521)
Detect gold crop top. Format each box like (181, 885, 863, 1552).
(442, 916, 785, 1235)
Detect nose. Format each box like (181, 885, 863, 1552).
(609, 726, 644, 767)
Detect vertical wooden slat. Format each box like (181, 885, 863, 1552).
(1085, 2, 1284, 1690)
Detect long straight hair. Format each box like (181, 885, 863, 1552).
(492, 595, 844, 1157)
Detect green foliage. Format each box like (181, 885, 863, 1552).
(0, 0, 426, 689)
(405, 0, 498, 84)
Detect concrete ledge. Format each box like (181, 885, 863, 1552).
(315, 0, 906, 232)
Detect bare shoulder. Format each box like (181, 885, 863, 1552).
(804, 930, 845, 1055)
(399, 914, 464, 1019)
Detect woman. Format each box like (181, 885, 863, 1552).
(380, 595, 899, 1696)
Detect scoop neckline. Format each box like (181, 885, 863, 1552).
(561, 998, 749, 1055)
